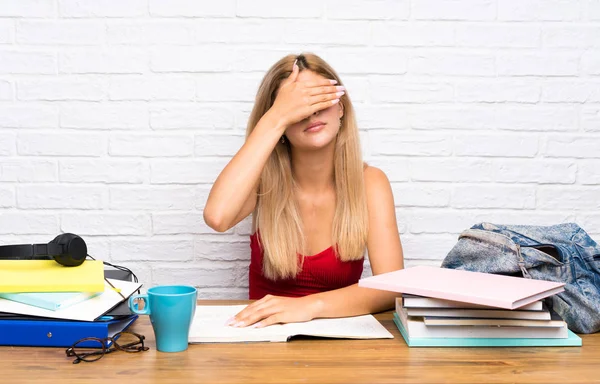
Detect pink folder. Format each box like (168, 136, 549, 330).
(358, 266, 565, 310)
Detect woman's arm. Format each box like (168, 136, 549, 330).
(228, 166, 404, 327)
(204, 63, 343, 232)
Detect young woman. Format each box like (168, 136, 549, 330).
(204, 53, 404, 328)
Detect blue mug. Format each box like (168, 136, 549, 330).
(128, 285, 197, 353)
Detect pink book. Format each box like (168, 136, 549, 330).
(358, 266, 565, 310)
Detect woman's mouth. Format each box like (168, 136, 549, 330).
(305, 121, 326, 132)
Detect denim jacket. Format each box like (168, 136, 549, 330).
(441, 222, 600, 334)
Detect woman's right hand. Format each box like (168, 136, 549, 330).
(268, 61, 345, 128)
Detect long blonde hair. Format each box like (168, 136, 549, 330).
(246, 53, 368, 280)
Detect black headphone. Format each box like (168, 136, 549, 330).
(0, 233, 87, 267)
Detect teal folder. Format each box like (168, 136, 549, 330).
(0, 291, 101, 311)
(393, 313, 582, 347)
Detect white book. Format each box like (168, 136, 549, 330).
(423, 317, 565, 328)
(400, 299, 552, 321)
(402, 294, 543, 311)
(396, 304, 568, 339)
(188, 305, 393, 343)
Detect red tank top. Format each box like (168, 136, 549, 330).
(248, 232, 364, 300)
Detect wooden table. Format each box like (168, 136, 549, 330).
(2, 300, 599, 384)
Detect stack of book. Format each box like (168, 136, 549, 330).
(0, 261, 142, 347)
(359, 265, 582, 347)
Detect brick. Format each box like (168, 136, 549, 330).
(455, 80, 540, 103)
(370, 77, 453, 103)
(110, 76, 194, 101)
(366, 157, 410, 182)
(61, 212, 150, 235)
(338, 75, 368, 103)
(150, 0, 235, 17)
(543, 26, 600, 48)
(0, 0, 55, 17)
(237, 0, 322, 18)
(579, 161, 600, 185)
(391, 183, 451, 207)
(109, 134, 193, 157)
(196, 74, 262, 102)
(582, 107, 600, 132)
(235, 217, 253, 236)
(406, 106, 496, 130)
(0, 159, 57, 182)
(493, 159, 576, 184)
(0, 104, 58, 128)
(322, 49, 408, 75)
(499, 0, 581, 21)
(497, 53, 579, 76)
(61, 102, 149, 129)
(150, 104, 233, 129)
(82, 237, 110, 261)
(474, 210, 576, 226)
(0, 20, 13, 44)
(17, 185, 107, 209)
(195, 287, 248, 300)
(150, 159, 229, 184)
(109, 186, 195, 210)
(0, 133, 16, 156)
(370, 131, 452, 156)
(494, 106, 578, 131)
(16, 21, 105, 45)
(234, 48, 292, 73)
(151, 261, 246, 287)
(354, 105, 409, 129)
(452, 185, 536, 209)
(195, 132, 244, 157)
(545, 135, 600, 158)
(107, 21, 194, 45)
(59, 0, 147, 17)
(325, 0, 408, 19)
(400, 234, 458, 260)
(412, 0, 495, 20)
(456, 24, 540, 48)
(194, 20, 283, 44)
(153, 212, 232, 235)
(0, 50, 56, 74)
(193, 239, 250, 261)
(18, 132, 105, 156)
(582, 52, 600, 75)
(60, 49, 146, 74)
(373, 22, 454, 47)
(542, 81, 600, 103)
(537, 187, 600, 210)
(0, 186, 15, 208)
(60, 159, 146, 183)
(150, 47, 234, 73)
(285, 21, 369, 45)
(0, 80, 12, 100)
(112, 237, 194, 262)
(410, 158, 493, 183)
(0, 212, 58, 234)
(195, 185, 212, 210)
(579, 214, 600, 234)
(585, 0, 600, 20)
(454, 134, 539, 157)
(18, 76, 106, 101)
(410, 53, 495, 76)
(409, 209, 480, 234)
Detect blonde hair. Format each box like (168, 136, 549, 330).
(246, 53, 368, 280)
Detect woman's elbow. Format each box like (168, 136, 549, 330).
(203, 209, 229, 233)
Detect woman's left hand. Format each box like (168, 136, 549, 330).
(226, 294, 322, 328)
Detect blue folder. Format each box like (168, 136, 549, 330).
(0, 314, 138, 347)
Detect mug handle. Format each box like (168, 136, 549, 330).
(129, 294, 150, 315)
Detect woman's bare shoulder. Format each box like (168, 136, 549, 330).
(363, 164, 391, 188)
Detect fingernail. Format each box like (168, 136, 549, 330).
(293, 59, 298, 68)
(336, 86, 346, 92)
(224, 317, 235, 326)
(332, 99, 340, 104)
(335, 91, 345, 97)
(253, 322, 264, 329)
(329, 79, 338, 85)
(234, 321, 245, 327)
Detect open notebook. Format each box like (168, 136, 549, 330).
(188, 305, 393, 343)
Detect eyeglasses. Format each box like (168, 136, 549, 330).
(65, 331, 149, 364)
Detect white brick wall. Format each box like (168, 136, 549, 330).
(1, 1, 599, 298)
